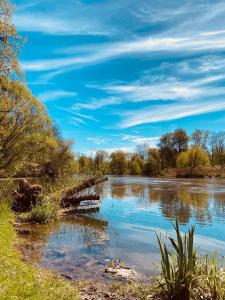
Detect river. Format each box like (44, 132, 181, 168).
(19, 176, 225, 281)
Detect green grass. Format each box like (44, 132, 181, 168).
(28, 196, 59, 224)
(0, 203, 79, 300)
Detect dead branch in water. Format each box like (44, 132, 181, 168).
(61, 176, 108, 200)
(61, 193, 100, 208)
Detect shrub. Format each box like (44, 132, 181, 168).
(176, 147, 210, 174)
(28, 196, 59, 224)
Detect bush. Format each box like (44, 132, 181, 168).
(176, 147, 210, 174)
(28, 197, 59, 224)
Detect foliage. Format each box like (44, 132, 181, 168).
(41, 139, 78, 177)
(157, 220, 196, 300)
(176, 147, 210, 174)
(110, 150, 128, 175)
(197, 253, 225, 300)
(129, 154, 144, 175)
(145, 148, 161, 176)
(0, 203, 79, 299)
(0, 0, 78, 178)
(0, 0, 22, 77)
(156, 221, 225, 300)
(78, 155, 94, 174)
(94, 150, 109, 175)
(0, 77, 55, 176)
(158, 129, 189, 169)
(28, 196, 59, 223)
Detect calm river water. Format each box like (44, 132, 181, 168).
(20, 176, 225, 281)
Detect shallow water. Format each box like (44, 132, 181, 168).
(19, 176, 225, 281)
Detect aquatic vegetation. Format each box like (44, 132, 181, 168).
(28, 196, 59, 224)
(157, 220, 196, 300)
(156, 220, 225, 300)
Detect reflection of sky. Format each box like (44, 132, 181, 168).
(23, 177, 225, 278)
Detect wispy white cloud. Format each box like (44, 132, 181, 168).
(73, 73, 225, 110)
(86, 137, 108, 145)
(121, 134, 159, 147)
(38, 90, 77, 102)
(55, 105, 99, 122)
(119, 100, 225, 128)
(71, 117, 87, 125)
(14, 13, 109, 36)
(21, 32, 225, 73)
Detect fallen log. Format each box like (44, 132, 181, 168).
(61, 205, 100, 215)
(61, 193, 100, 208)
(61, 176, 108, 200)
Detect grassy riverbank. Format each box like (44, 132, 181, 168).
(0, 197, 224, 300)
(0, 202, 79, 300)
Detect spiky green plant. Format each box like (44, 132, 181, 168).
(156, 220, 197, 300)
(198, 253, 225, 300)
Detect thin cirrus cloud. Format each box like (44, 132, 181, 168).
(21, 31, 225, 73)
(73, 73, 225, 110)
(38, 90, 77, 102)
(55, 105, 98, 122)
(121, 134, 159, 147)
(14, 14, 109, 36)
(119, 100, 225, 128)
(86, 137, 108, 145)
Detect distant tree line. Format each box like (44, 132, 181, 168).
(77, 129, 225, 177)
(0, 0, 77, 177)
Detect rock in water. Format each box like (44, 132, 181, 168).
(12, 179, 42, 212)
(105, 260, 143, 281)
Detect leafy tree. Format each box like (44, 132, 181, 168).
(145, 148, 161, 176)
(110, 151, 128, 175)
(94, 150, 109, 175)
(0, 78, 53, 176)
(173, 128, 189, 153)
(78, 155, 94, 174)
(159, 129, 189, 168)
(176, 147, 210, 174)
(0, 0, 22, 77)
(158, 133, 176, 168)
(41, 139, 78, 177)
(129, 154, 143, 175)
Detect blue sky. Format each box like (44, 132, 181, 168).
(13, 0, 225, 154)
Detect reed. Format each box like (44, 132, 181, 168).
(157, 220, 197, 300)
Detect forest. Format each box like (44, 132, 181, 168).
(78, 128, 225, 177)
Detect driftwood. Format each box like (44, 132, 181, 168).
(61, 193, 100, 208)
(12, 176, 107, 214)
(12, 179, 42, 212)
(61, 177, 108, 200)
(72, 206, 100, 214)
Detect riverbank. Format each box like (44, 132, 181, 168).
(0, 203, 157, 300)
(1, 202, 225, 300)
(0, 203, 79, 299)
(1, 176, 225, 300)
